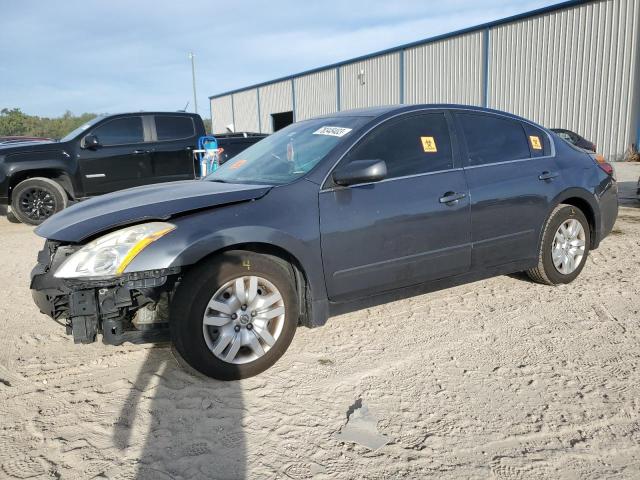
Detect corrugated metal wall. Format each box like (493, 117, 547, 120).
(339, 52, 401, 110)
(488, 0, 640, 160)
(258, 80, 293, 133)
(210, 0, 639, 158)
(211, 95, 233, 134)
(404, 31, 485, 105)
(294, 69, 338, 121)
(231, 89, 260, 133)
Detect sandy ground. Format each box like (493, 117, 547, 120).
(0, 163, 639, 479)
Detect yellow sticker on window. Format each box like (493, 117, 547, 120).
(530, 135, 542, 150)
(230, 159, 247, 169)
(420, 136, 437, 153)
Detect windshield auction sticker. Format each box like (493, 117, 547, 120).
(313, 126, 352, 137)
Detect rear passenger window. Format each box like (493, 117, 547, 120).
(523, 124, 551, 157)
(457, 113, 530, 166)
(343, 112, 453, 179)
(92, 117, 144, 146)
(155, 116, 195, 141)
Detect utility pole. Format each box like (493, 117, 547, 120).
(188, 52, 198, 114)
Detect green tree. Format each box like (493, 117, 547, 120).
(0, 108, 97, 139)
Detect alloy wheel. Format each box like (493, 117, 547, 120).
(18, 187, 56, 221)
(202, 275, 285, 364)
(551, 218, 586, 275)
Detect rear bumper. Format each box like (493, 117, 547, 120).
(594, 176, 618, 247)
(30, 241, 179, 344)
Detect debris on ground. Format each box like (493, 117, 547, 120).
(335, 399, 389, 451)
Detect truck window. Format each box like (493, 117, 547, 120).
(155, 116, 195, 141)
(457, 113, 530, 166)
(92, 117, 144, 146)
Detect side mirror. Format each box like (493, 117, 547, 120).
(332, 159, 387, 186)
(83, 134, 101, 149)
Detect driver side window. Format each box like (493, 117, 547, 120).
(92, 117, 144, 146)
(342, 112, 454, 179)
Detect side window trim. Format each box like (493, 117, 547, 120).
(320, 108, 556, 189)
(322, 110, 456, 190)
(88, 115, 145, 147)
(444, 110, 464, 170)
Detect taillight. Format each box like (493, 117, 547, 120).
(598, 162, 614, 176)
(592, 153, 614, 176)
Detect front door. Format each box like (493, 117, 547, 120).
(78, 116, 152, 195)
(454, 111, 563, 268)
(319, 111, 471, 301)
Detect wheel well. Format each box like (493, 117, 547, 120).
(560, 197, 596, 248)
(8, 170, 74, 203)
(196, 242, 313, 327)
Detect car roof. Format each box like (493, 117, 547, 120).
(319, 104, 536, 122)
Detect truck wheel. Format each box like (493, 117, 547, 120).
(5, 207, 20, 223)
(11, 177, 68, 225)
(527, 204, 590, 285)
(170, 250, 299, 380)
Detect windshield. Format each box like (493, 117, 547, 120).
(60, 116, 103, 142)
(207, 116, 371, 185)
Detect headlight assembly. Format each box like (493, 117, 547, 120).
(54, 222, 175, 279)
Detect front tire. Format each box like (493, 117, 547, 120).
(11, 177, 68, 225)
(170, 251, 299, 380)
(527, 204, 590, 285)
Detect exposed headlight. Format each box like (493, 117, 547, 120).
(54, 222, 175, 279)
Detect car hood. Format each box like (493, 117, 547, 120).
(0, 140, 60, 153)
(35, 180, 272, 242)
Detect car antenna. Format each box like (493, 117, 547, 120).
(177, 101, 189, 113)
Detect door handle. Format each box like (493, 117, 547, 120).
(439, 191, 467, 205)
(133, 149, 148, 155)
(538, 171, 559, 181)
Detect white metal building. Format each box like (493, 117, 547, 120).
(209, 0, 640, 160)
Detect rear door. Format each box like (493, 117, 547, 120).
(454, 111, 562, 268)
(319, 111, 471, 301)
(148, 115, 197, 183)
(78, 116, 152, 195)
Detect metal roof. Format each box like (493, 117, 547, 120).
(209, 0, 591, 99)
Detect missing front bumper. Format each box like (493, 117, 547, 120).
(30, 241, 180, 345)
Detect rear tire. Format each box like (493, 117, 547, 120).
(170, 250, 299, 380)
(527, 204, 590, 285)
(11, 177, 68, 225)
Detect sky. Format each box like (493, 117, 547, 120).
(0, 0, 563, 118)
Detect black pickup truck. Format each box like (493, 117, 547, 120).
(0, 112, 265, 225)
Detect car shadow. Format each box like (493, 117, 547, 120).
(113, 253, 247, 479)
(113, 346, 246, 479)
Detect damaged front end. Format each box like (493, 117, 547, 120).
(30, 240, 180, 345)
